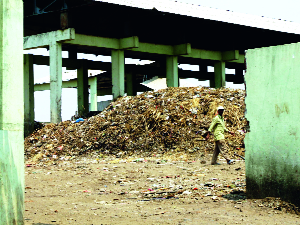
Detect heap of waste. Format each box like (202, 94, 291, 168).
(25, 87, 247, 162)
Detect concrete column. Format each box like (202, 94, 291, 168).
(200, 64, 208, 73)
(166, 56, 179, 87)
(126, 71, 137, 96)
(89, 76, 98, 111)
(111, 50, 125, 99)
(213, 61, 225, 88)
(24, 54, 35, 137)
(50, 41, 62, 123)
(77, 60, 89, 116)
(0, 1, 24, 224)
(234, 68, 244, 84)
(200, 63, 209, 81)
(67, 48, 77, 70)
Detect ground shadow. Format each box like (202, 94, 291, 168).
(32, 223, 59, 225)
(223, 190, 247, 201)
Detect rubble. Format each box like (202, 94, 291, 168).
(25, 87, 247, 162)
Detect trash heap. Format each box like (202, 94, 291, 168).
(25, 87, 247, 162)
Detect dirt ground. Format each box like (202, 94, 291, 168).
(24, 154, 300, 225)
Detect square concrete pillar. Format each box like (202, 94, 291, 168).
(199, 63, 209, 81)
(166, 56, 179, 87)
(0, 1, 24, 224)
(111, 50, 125, 99)
(77, 60, 89, 116)
(24, 54, 35, 137)
(126, 71, 137, 96)
(67, 48, 77, 70)
(213, 61, 225, 88)
(234, 68, 244, 84)
(89, 76, 98, 111)
(50, 41, 62, 123)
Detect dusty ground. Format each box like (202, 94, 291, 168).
(25, 154, 300, 225)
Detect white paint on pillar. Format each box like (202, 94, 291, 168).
(89, 76, 98, 111)
(50, 41, 62, 123)
(111, 50, 125, 99)
(166, 56, 179, 87)
(0, 0, 24, 224)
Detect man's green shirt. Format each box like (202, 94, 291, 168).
(208, 115, 228, 141)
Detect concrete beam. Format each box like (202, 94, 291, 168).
(32, 55, 112, 71)
(24, 54, 35, 137)
(77, 60, 89, 116)
(34, 80, 78, 91)
(222, 50, 239, 61)
(63, 34, 244, 63)
(111, 50, 125, 99)
(120, 36, 139, 49)
(24, 28, 75, 50)
(174, 43, 192, 55)
(89, 77, 98, 111)
(49, 41, 62, 123)
(166, 56, 179, 87)
(0, 1, 24, 224)
(65, 34, 139, 50)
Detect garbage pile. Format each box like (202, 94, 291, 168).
(25, 87, 247, 162)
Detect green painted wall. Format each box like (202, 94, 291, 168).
(0, 0, 24, 224)
(245, 43, 300, 206)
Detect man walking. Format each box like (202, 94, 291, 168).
(206, 106, 234, 165)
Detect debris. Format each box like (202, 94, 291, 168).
(234, 153, 245, 160)
(75, 118, 85, 123)
(24, 87, 246, 162)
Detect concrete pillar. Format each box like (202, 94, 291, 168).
(126, 71, 137, 96)
(212, 61, 225, 88)
(77, 60, 89, 116)
(166, 56, 179, 87)
(24, 54, 35, 137)
(89, 76, 98, 111)
(67, 48, 77, 70)
(234, 68, 244, 84)
(50, 41, 62, 123)
(200, 63, 209, 81)
(200, 64, 208, 73)
(111, 50, 125, 99)
(0, 1, 24, 224)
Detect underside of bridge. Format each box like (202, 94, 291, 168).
(22, 0, 300, 130)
